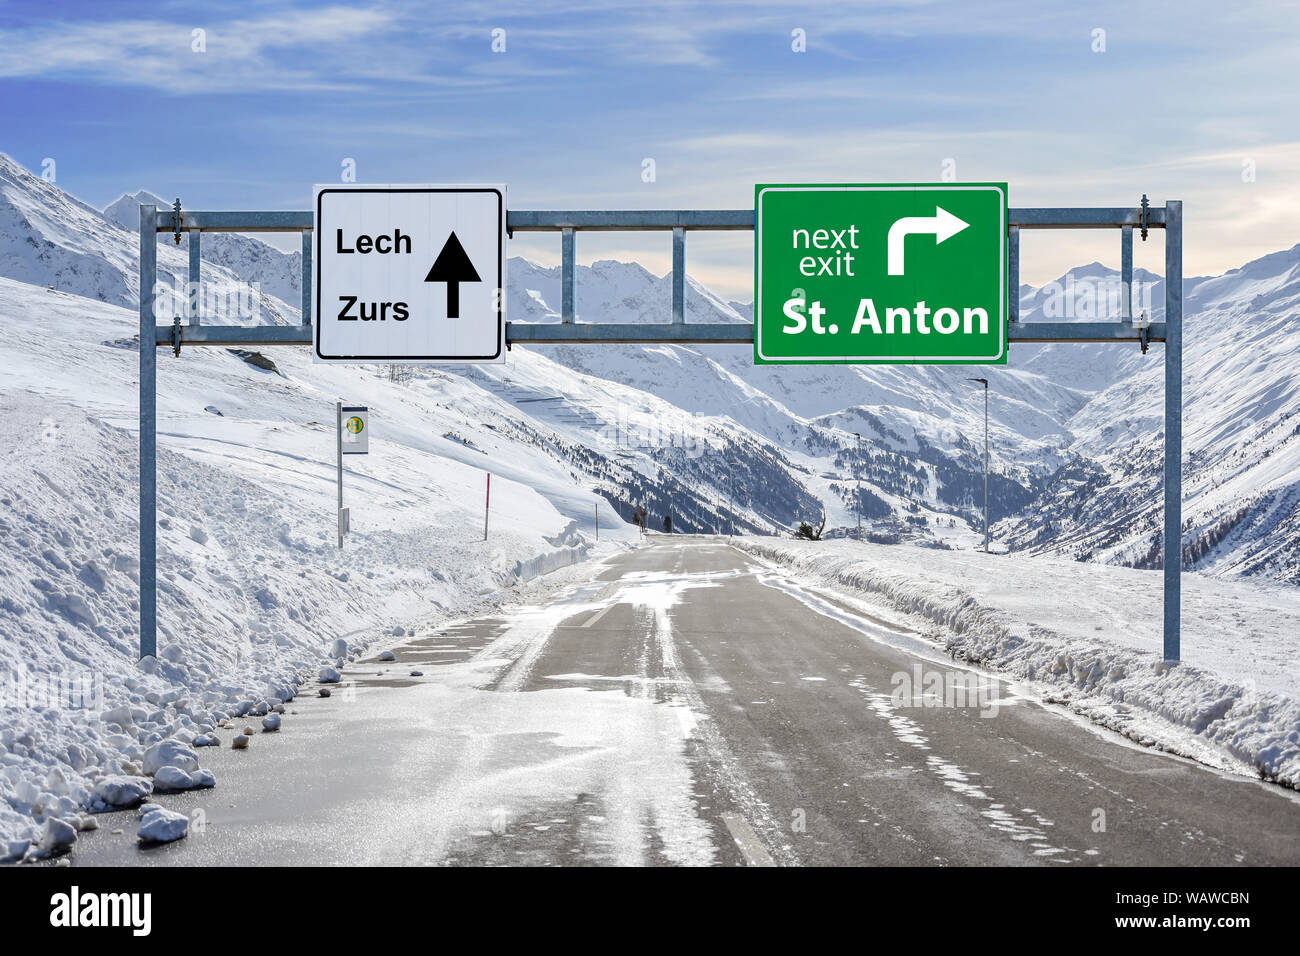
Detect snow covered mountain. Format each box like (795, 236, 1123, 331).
(0, 159, 297, 327)
(4, 152, 1300, 582)
(500, 232, 1300, 584)
(1001, 244, 1300, 583)
(103, 190, 303, 308)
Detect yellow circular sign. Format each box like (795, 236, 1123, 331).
(346, 416, 365, 434)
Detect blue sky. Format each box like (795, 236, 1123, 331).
(2, 0, 1298, 299)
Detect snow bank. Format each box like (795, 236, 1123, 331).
(508, 522, 593, 584)
(0, 399, 617, 854)
(735, 538, 1300, 788)
(0, 272, 635, 855)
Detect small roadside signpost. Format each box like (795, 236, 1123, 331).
(336, 403, 368, 547)
(314, 184, 506, 364)
(754, 183, 1008, 364)
(341, 406, 369, 455)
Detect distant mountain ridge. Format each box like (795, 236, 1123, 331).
(0, 159, 296, 325)
(3, 151, 1299, 583)
(103, 190, 304, 308)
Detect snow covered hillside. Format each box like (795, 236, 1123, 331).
(9, 150, 1300, 573)
(103, 189, 304, 309)
(499, 217, 1300, 584)
(1001, 246, 1300, 583)
(0, 160, 297, 327)
(495, 256, 1071, 540)
(0, 267, 648, 854)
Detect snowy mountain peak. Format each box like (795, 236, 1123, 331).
(0, 150, 113, 226)
(102, 190, 170, 231)
(0, 155, 299, 323)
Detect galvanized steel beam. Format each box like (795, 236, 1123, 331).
(139, 205, 158, 660)
(138, 199, 1182, 664)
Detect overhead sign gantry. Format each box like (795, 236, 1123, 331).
(138, 191, 1184, 663)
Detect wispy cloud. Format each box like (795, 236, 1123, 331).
(0, 7, 396, 92)
(0, 4, 581, 94)
(3, 0, 1298, 298)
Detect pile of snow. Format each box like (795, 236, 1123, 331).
(735, 537, 1300, 787)
(137, 804, 187, 844)
(0, 249, 637, 853)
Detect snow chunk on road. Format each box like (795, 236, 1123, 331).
(91, 775, 153, 809)
(142, 740, 200, 776)
(153, 765, 213, 791)
(153, 766, 192, 791)
(37, 817, 77, 856)
(137, 806, 188, 843)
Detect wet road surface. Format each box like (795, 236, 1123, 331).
(63, 540, 1300, 866)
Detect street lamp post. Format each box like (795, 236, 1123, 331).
(853, 432, 862, 541)
(727, 458, 734, 538)
(966, 378, 989, 553)
(717, 450, 733, 537)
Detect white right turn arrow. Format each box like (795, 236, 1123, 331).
(887, 206, 969, 276)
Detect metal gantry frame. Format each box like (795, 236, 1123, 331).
(138, 198, 1183, 660)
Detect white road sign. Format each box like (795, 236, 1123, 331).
(314, 185, 505, 363)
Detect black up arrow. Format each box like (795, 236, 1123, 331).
(424, 231, 481, 318)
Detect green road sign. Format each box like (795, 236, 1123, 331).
(754, 183, 1008, 364)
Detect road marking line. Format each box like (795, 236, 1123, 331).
(721, 812, 776, 867)
(582, 603, 617, 628)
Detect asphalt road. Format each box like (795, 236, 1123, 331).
(63, 539, 1300, 866)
